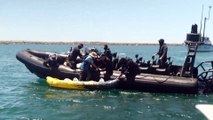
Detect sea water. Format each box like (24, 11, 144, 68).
(0, 44, 213, 120)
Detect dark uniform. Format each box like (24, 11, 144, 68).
(157, 39, 168, 67)
(119, 59, 140, 82)
(125, 60, 140, 82)
(103, 45, 112, 61)
(68, 44, 83, 69)
(104, 45, 114, 80)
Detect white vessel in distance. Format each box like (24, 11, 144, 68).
(185, 6, 213, 52)
(184, 24, 213, 52)
(196, 37, 213, 52)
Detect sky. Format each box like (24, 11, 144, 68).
(0, 0, 213, 43)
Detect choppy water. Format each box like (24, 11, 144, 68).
(1, 44, 213, 120)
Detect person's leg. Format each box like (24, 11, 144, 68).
(104, 72, 111, 81)
(70, 60, 77, 69)
(86, 70, 92, 81)
(79, 71, 87, 81)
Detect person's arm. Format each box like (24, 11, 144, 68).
(153, 47, 160, 56)
(78, 50, 83, 58)
(91, 62, 98, 69)
(88, 57, 99, 71)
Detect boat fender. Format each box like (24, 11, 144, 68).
(99, 78, 105, 82)
(64, 78, 72, 81)
(73, 77, 79, 81)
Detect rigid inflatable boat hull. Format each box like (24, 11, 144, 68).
(118, 73, 198, 94)
(16, 49, 198, 94)
(16, 50, 80, 79)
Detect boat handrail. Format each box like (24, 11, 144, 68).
(196, 60, 213, 71)
(197, 69, 213, 82)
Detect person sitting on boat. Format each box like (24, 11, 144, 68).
(79, 52, 100, 81)
(67, 44, 84, 69)
(153, 39, 168, 68)
(44, 54, 59, 68)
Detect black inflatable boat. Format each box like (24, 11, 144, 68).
(16, 48, 202, 94)
(16, 49, 81, 79)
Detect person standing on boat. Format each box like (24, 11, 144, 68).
(102, 44, 114, 80)
(67, 44, 84, 69)
(103, 44, 112, 61)
(79, 52, 99, 81)
(153, 39, 168, 67)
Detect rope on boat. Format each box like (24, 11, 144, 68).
(155, 76, 171, 84)
(141, 74, 172, 84)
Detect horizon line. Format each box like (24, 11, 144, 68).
(0, 40, 184, 46)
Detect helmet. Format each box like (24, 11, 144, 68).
(78, 44, 84, 48)
(158, 39, 164, 44)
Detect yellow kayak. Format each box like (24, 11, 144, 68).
(46, 76, 119, 90)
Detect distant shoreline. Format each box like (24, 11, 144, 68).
(0, 41, 184, 46)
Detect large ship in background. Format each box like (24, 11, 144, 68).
(185, 6, 213, 52)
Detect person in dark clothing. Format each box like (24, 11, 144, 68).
(104, 60, 113, 80)
(98, 55, 113, 80)
(44, 54, 59, 68)
(68, 44, 84, 69)
(98, 44, 113, 80)
(153, 39, 168, 67)
(125, 60, 140, 82)
(103, 44, 112, 61)
(118, 58, 140, 82)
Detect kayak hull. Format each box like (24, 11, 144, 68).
(46, 76, 119, 90)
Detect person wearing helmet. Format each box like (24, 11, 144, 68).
(67, 44, 84, 69)
(153, 39, 168, 67)
(79, 52, 99, 81)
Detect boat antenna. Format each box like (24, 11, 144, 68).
(199, 5, 204, 35)
(202, 6, 212, 41)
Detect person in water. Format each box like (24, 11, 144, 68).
(153, 39, 168, 67)
(67, 44, 84, 69)
(79, 52, 99, 81)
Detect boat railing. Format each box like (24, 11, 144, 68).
(196, 61, 213, 84)
(196, 61, 213, 72)
(197, 69, 213, 93)
(197, 69, 213, 82)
